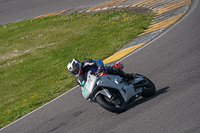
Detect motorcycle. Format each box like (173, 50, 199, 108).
(79, 61, 156, 113)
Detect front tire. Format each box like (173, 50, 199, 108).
(135, 74, 156, 97)
(96, 93, 126, 113)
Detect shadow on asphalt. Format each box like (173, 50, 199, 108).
(125, 87, 169, 112)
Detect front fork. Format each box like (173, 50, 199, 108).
(95, 88, 112, 99)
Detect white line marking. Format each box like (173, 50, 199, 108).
(0, 85, 78, 131)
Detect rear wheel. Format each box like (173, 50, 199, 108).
(96, 92, 126, 113)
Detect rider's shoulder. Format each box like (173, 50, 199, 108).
(82, 58, 94, 63)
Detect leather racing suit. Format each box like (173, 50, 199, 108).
(76, 58, 134, 86)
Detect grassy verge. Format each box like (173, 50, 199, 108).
(0, 11, 154, 128)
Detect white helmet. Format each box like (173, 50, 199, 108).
(67, 59, 81, 77)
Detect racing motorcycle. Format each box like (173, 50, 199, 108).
(79, 61, 156, 113)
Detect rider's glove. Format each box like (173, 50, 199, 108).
(96, 66, 104, 74)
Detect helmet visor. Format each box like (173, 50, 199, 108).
(70, 66, 80, 76)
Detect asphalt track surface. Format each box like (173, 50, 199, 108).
(0, 0, 109, 25)
(1, 0, 200, 133)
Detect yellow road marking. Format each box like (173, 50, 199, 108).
(155, 0, 190, 11)
(132, 0, 160, 7)
(155, 0, 191, 15)
(86, 0, 125, 12)
(139, 13, 184, 36)
(103, 42, 146, 64)
(33, 9, 71, 19)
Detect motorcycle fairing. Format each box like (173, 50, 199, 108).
(81, 70, 143, 103)
(96, 75, 142, 102)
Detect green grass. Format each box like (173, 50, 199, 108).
(0, 11, 154, 128)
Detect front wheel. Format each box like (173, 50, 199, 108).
(96, 93, 126, 113)
(134, 74, 156, 97)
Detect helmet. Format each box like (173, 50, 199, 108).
(67, 59, 81, 77)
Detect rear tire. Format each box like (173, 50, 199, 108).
(96, 94, 126, 113)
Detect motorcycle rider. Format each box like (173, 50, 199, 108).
(67, 58, 134, 85)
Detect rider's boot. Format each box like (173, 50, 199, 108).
(119, 71, 134, 80)
(106, 66, 135, 80)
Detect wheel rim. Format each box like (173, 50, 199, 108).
(104, 94, 124, 108)
(143, 79, 153, 89)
